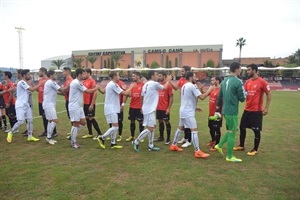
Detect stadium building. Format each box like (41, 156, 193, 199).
(72, 45, 223, 70)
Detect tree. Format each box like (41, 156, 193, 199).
(169, 60, 172, 68)
(175, 57, 178, 67)
(111, 60, 115, 69)
(150, 61, 160, 68)
(165, 55, 169, 68)
(236, 37, 246, 63)
(104, 60, 107, 68)
(51, 59, 65, 70)
(87, 56, 97, 68)
(111, 53, 124, 68)
(207, 59, 214, 67)
(295, 49, 300, 65)
(264, 60, 274, 68)
(107, 58, 111, 69)
(73, 58, 84, 68)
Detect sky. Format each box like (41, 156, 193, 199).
(0, 0, 299, 70)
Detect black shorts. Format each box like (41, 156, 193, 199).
(0, 98, 5, 109)
(6, 104, 16, 118)
(65, 101, 70, 118)
(128, 108, 143, 121)
(208, 118, 222, 129)
(84, 104, 96, 117)
(39, 103, 45, 116)
(118, 111, 124, 122)
(240, 110, 263, 131)
(156, 110, 170, 121)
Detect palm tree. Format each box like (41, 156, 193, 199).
(51, 59, 65, 70)
(87, 56, 97, 68)
(73, 57, 84, 68)
(236, 37, 246, 63)
(110, 53, 124, 68)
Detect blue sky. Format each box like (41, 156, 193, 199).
(0, 0, 299, 69)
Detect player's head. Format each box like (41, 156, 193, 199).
(158, 71, 167, 82)
(84, 68, 92, 79)
(63, 67, 71, 77)
(132, 71, 141, 82)
(181, 65, 191, 77)
(247, 64, 258, 78)
(21, 69, 31, 80)
(147, 70, 158, 81)
(185, 71, 195, 83)
(211, 76, 222, 86)
(39, 67, 47, 77)
(75, 68, 86, 80)
(230, 62, 241, 75)
(3, 71, 12, 80)
(47, 70, 57, 80)
(17, 69, 22, 79)
(109, 71, 120, 82)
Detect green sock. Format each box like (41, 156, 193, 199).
(218, 132, 229, 148)
(227, 132, 236, 159)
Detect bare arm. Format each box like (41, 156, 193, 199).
(262, 92, 271, 116)
(165, 94, 173, 115)
(169, 80, 179, 91)
(198, 85, 214, 100)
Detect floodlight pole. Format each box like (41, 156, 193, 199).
(15, 26, 25, 69)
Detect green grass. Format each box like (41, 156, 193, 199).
(0, 91, 299, 200)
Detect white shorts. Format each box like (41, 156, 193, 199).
(105, 113, 118, 124)
(44, 107, 58, 120)
(69, 108, 85, 122)
(16, 106, 32, 121)
(179, 117, 197, 129)
(143, 112, 156, 127)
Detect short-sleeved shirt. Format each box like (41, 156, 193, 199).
(244, 77, 270, 112)
(64, 76, 73, 101)
(15, 80, 30, 109)
(104, 81, 123, 115)
(209, 87, 221, 116)
(180, 82, 201, 118)
(117, 80, 126, 106)
(130, 81, 144, 109)
(43, 80, 61, 109)
(141, 80, 164, 115)
(68, 79, 87, 111)
(38, 77, 49, 103)
(2, 81, 16, 105)
(157, 82, 173, 111)
(177, 77, 187, 89)
(83, 77, 96, 105)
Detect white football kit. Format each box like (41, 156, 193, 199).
(104, 81, 123, 123)
(43, 80, 61, 120)
(141, 80, 164, 127)
(15, 80, 32, 120)
(179, 82, 201, 129)
(68, 79, 86, 122)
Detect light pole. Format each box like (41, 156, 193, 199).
(15, 26, 25, 69)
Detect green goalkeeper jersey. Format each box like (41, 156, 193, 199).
(217, 75, 246, 115)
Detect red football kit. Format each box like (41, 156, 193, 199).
(244, 77, 270, 112)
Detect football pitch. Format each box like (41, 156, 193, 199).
(0, 91, 299, 200)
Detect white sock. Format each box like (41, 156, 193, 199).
(191, 131, 200, 151)
(27, 120, 33, 137)
(172, 129, 182, 145)
(47, 122, 51, 139)
(148, 131, 154, 148)
(135, 129, 150, 145)
(70, 126, 78, 143)
(111, 126, 119, 144)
